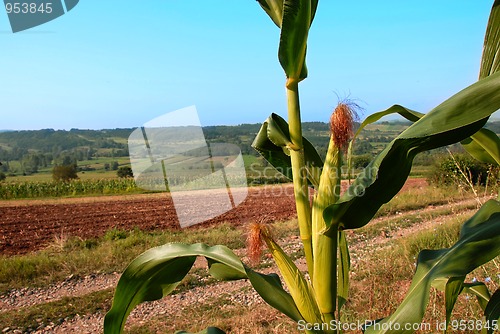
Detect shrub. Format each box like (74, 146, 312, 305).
(429, 153, 498, 187)
(351, 154, 371, 169)
(117, 166, 133, 178)
(52, 164, 78, 182)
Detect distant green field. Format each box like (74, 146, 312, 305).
(0, 154, 291, 199)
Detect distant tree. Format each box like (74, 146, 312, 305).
(21, 154, 41, 174)
(0, 171, 6, 182)
(117, 166, 133, 178)
(43, 153, 52, 167)
(76, 149, 84, 161)
(86, 148, 95, 160)
(111, 161, 119, 170)
(53, 165, 78, 182)
(104, 163, 110, 171)
(1, 161, 9, 173)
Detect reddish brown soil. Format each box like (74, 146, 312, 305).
(0, 179, 426, 256)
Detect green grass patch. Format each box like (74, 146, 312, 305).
(0, 220, 298, 294)
(356, 202, 479, 242)
(376, 184, 476, 217)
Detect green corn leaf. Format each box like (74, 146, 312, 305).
(104, 243, 304, 334)
(259, 0, 318, 82)
(257, 0, 318, 29)
(479, 0, 500, 79)
(257, 0, 284, 28)
(244, 270, 305, 323)
(463, 0, 500, 163)
(365, 199, 500, 334)
(444, 276, 465, 331)
(337, 230, 350, 313)
(432, 277, 491, 311)
(324, 71, 500, 232)
(463, 0, 500, 165)
(310, 0, 318, 25)
(279, 0, 312, 82)
(252, 113, 323, 188)
(485, 289, 500, 334)
(258, 0, 317, 82)
(461, 128, 500, 165)
(467, 283, 492, 311)
(104, 244, 197, 334)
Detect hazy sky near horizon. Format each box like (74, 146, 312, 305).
(0, 1, 495, 130)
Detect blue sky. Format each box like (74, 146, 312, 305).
(0, 1, 494, 130)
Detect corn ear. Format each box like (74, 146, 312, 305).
(311, 138, 341, 320)
(312, 102, 358, 321)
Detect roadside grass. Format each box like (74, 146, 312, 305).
(0, 220, 299, 293)
(374, 184, 480, 217)
(354, 201, 480, 242)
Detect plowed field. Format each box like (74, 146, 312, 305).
(0, 180, 426, 256)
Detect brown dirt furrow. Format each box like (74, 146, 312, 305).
(0, 185, 296, 256)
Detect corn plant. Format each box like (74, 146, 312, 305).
(0, 178, 138, 199)
(104, 1, 500, 333)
